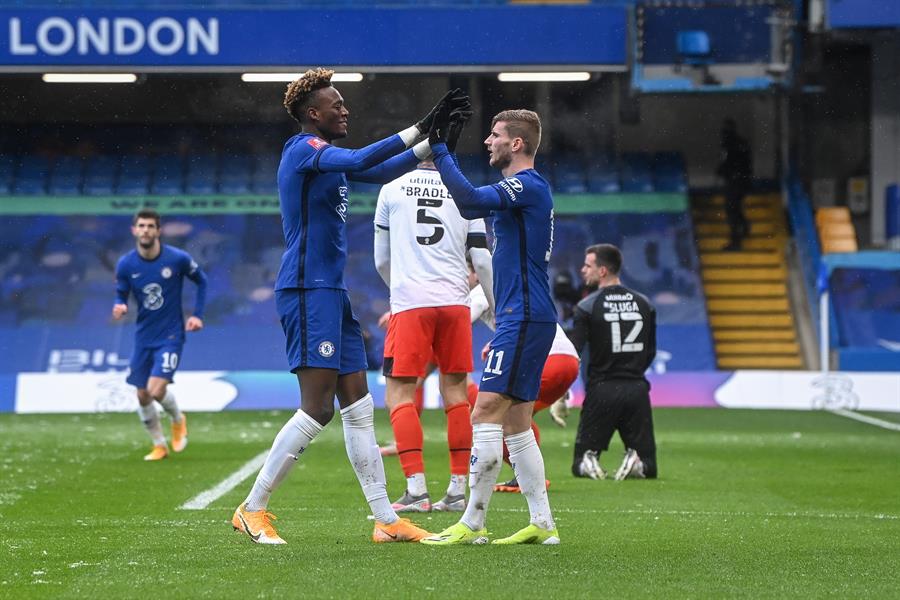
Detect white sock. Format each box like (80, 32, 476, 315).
(138, 403, 166, 446)
(447, 474, 467, 497)
(341, 394, 397, 524)
(157, 390, 182, 423)
(460, 423, 503, 531)
(506, 430, 556, 531)
(244, 409, 323, 512)
(407, 473, 427, 497)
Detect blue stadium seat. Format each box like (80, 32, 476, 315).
(456, 154, 489, 187)
(251, 154, 280, 195)
(555, 156, 587, 194)
(621, 153, 655, 193)
(219, 155, 253, 195)
(12, 156, 50, 195)
(677, 30, 712, 65)
(48, 156, 84, 195)
(83, 156, 119, 196)
(733, 76, 774, 90)
(350, 181, 381, 196)
(150, 155, 185, 195)
(653, 152, 688, 193)
(586, 157, 620, 194)
(186, 154, 219, 195)
(117, 155, 151, 196)
(0, 155, 14, 195)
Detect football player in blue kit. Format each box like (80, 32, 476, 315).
(232, 68, 471, 545)
(112, 209, 207, 462)
(421, 108, 560, 545)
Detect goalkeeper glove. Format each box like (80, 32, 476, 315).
(417, 88, 469, 135)
(446, 106, 473, 153)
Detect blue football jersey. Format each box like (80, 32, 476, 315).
(488, 170, 557, 323)
(274, 132, 419, 291)
(115, 245, 207, 346)
(432, 143, 557, 324)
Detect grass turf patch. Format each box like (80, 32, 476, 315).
(0, 408, 897, 598)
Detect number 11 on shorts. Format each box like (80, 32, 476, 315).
(484, 349, 504, 375)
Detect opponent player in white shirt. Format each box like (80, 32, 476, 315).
(467, 272, 587, 487)
(374, 151, 494, 512)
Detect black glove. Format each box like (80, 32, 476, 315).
(428, 101, 453, 146)
(446, 106, 474, 153)
(417, 88, 470, 135)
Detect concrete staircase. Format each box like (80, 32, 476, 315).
(693, 193, 805, 369)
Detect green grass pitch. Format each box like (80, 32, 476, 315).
(1, 408, 898, 598)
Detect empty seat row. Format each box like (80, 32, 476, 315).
(0, 154, 277, 196)
(0, 151, 687, 196)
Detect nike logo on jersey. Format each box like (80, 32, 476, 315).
(131, 273, 140, 278)
(482, 375, 499, 382)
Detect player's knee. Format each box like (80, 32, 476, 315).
(147, 382, 167, 401)
(136, 389, 153, 406)
(303, 404, 335, 427)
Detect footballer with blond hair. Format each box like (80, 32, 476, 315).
(232, 68, 470, 545)
(422, 108, 561, 545)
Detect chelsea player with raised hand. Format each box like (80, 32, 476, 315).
(232, 68, 471, 545)
(421, 106, 560, 545)
(112, 209, 207, 462)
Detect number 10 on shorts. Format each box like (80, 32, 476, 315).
(484, 349, 504, 375)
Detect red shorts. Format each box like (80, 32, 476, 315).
(533, 354, 580, 413)
(383, 305, 473, 378)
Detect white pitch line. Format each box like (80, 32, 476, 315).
(830, 409, 900, 432)
(179, 450, 268, 510)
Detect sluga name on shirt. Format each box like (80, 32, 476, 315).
(603, 299, 640, 314)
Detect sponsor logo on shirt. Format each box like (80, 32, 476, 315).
(336, 186, 349, 222)
(498, 177, 523, 202)
(142, 283, 164, 311)
(307, 137, 329, 150)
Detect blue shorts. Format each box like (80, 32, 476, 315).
(479, 320, 556, 402)
(276, 288, 367, 375)
(126, 342, 184, 388)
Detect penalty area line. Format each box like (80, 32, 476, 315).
(829, 409, 900, 432)
(179, 450, 268, 510)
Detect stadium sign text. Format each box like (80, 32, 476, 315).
(8, 16, 218, 56)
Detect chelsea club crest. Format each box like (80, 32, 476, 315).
(318, 341, 335, 358)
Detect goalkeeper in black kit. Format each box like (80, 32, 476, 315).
(568, 243, 658, 481)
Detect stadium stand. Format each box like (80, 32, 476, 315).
(815, 206, 859, 254)
(693, 193, 803, 369)
(0, 149, 691, 196)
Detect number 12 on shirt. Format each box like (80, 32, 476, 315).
(604, 312, 644, 354)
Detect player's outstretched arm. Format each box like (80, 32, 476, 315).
(317, 89, 469, 174)
(427, 105, 504, 219)
(348, 140, 432, 184)
(431, 143, 504, 219)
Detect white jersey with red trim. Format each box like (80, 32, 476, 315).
(469, 284, 577, 359)
(375, 167, 487, 314)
